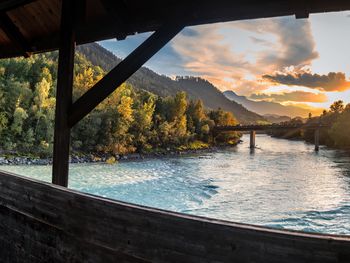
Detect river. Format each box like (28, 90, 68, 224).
(1, 134, 350, 235)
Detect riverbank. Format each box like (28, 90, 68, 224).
(0, 140, 242, 165)
(2, 134, 350, 235)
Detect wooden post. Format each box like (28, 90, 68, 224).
(250, 130, 256, 149)
(314, 128, 320, 152)
(52, 0, 76, 186)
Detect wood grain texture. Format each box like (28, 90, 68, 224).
(0, 170, 350, 263)
(51, 0, 75, 187)
(2, 0, 350, 58)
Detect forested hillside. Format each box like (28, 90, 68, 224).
(0, 51, 240, 158)
(77, 43, 265, 123)
(269, 101, 350, 148)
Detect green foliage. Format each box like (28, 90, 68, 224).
(177, 141, 209, 151)
(11, 107, 28, 135)
(270, 102, 350, 149)
(329, 107, 350, 148)
(0, 51, 241, 157)
(77, 44, 264, 123)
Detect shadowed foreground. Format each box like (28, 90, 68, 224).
(0, 170, 350, 262)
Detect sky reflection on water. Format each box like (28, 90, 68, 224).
(2, 134, 350, 235)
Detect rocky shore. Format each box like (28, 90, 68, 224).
(0, 143, 241, 166)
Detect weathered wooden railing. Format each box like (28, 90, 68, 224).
(1, 170, 350, 262)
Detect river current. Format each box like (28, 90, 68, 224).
(2, 134, 350, 235)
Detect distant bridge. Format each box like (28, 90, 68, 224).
(214, 123, 330, 151)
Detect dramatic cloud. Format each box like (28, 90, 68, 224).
(172, 24, 250, 90)
(229, 17, 319, 73)
(231, 79, 270, 95)
(263, 71, 350, 92)
(250, 91, 328, 103)
(170, 16, 318, 94)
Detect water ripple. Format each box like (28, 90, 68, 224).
(2, 134, 350, 235)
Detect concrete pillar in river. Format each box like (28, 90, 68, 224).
(314, 128, 320, 152)
(250, 130, 256, 149)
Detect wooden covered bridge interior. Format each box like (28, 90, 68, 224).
(1, 0, 350, 262)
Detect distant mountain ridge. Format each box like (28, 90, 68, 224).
(76, 43, 265, 123)
(223, 90, 316, 118)
(262, 114, 291, 124)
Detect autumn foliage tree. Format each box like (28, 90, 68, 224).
(0, 52, 241, 157)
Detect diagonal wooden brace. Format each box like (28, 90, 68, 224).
(68, 22, 184, 127)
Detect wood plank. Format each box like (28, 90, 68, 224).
(0, 12, 31, 57)
(0, 170, 350, 262)
(0, 0, 35, 12)
(68, 22, 184, 127)
(100, 0, 130, 40)
(52, 0, 75, 187)
(3, 0, 350, 59)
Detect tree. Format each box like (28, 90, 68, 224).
(0, 50, 244, 157)
(73, 67, 99, 100)
(329, 107, 350, 147)
(111, 95, 135, 155)
(0, 89, 7, 138)
(187, 99, 206, 135)
(170, 92, 187, 121)
(210, 108, 237, 126)
(11, 107, 28, 135)
(132, 96, 156, 152)
(209, 108, 238, 144)
(0, 112, 8, 138)
(330, 100, 344, 113)
(32, 74, 55, 151)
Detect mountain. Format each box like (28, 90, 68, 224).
(223, 90, 317, 118)
(263, 114, 291, 124)
(76, 43, 265, 123)
(174, 77, 263, 123)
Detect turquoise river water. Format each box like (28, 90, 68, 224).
(1, 134, 350, 235)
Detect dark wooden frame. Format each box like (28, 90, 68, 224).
(0, 12, 31, 57)
(52, 1, 183, 186)
(1, 1, 350, 262)
(68, 22, 184, 127)
(52, 0, 76, 186)
(1, 170, 350, 262)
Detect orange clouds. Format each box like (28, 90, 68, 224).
(263, 71, 350, 92)
(250, 91, 328, 103)
(171, 16, 319, 96)
(167, 16, 348, 107)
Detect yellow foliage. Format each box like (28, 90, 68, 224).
(117, 96, 134, 123)
(106, 156, 117, 164)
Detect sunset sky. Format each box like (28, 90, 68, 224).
(100, 11, 350, 113)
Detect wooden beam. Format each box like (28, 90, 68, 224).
(1, 170, 350, 262)
(0, 0, 35, 12)
(68, 22, 184, 127)
(295, 12, 309, 19)
(76, 0, 86, 28)
(101, 0, 130, 40)
(52, 0, 76, 187)
(0, 12, 31, 57)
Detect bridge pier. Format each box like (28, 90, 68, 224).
(314, 128, 320, 152)
(250, 130, 256, 149)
